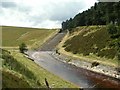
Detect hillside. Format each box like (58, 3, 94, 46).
(1, 49, 77, 88)
(2, 49, 35, 88)
(60, 2, 120, 67)
(2, 26, 58, 49)
(59, 26, 120, 67)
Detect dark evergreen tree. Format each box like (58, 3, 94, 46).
(19, 43, 28, 53)
(62, 2, 120, 30)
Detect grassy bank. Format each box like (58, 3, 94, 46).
(58, 26, 119, 67)
(2, 49, 78, 88)
(2, 26, 58, 49)
(2, 68, 31, 88)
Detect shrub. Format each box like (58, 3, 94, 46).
(19, 43, 28, 53)
(107, 24, 117, 35)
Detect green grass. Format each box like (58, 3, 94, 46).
(2, 49, 40, 88)
(2, 69, 30, 88)
(2, 26, 57, 49)
(63, 26, 119, 67)
(2, 49, 78, 88)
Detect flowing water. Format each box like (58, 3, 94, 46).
(28, 51, 120, 89)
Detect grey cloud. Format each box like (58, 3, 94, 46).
(1, 1, 17, 8)
(29, 1, 85, 27)
(1, 0, 31, 13)
(18, 6, 31, 13)
(48, 1, 85, 21)
(29, 1, 85, 23)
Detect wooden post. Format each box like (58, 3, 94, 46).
(45, 78, 50, 89)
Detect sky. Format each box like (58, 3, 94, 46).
(0, 0, 98, 29)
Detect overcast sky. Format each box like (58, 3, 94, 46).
(0, 0, 98, 29)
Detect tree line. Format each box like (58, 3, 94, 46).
(62, 2, 120, 30)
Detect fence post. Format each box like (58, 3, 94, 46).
(45, 78, 50, 89)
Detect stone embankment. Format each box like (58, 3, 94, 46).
(50, 52, 120, 79)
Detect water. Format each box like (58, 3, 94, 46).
(28, 51, 120, 89)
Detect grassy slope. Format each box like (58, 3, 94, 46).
(2, 26, 58, 49)
(2, 49, 39, 88)
(2, 69, 30, 88)
(58, 26, 119, 67)
(2, 49, 77, 88)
